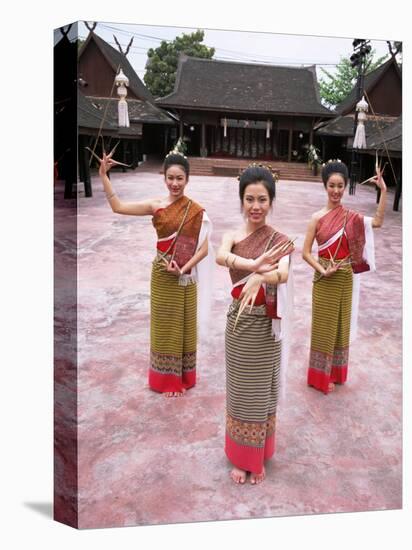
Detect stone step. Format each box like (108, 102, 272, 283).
(136, 156, 322, 182)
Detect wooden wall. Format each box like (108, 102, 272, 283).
(79, 39, 139, 100)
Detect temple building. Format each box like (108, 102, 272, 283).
(77, 31, 175, 167)
(315, 56, 402, 208)
(156, 55, 334, 162)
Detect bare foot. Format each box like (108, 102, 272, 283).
(328, 382, 335, 393)
(230, 467, 247, 484)
(250, 466, 266, 485)
(164, 389, 186, 398)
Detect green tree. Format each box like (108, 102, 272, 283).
(319, 50, 388, 108)
(77, 38, 85, 53)
(144, 30, 215, 98)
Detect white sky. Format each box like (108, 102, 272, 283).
(71, 20, 397, 82)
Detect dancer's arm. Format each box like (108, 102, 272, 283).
(237, 258, 288, 311)
(216, 231, 283, 272)
(260, 254, 289, 284)
(216, 231, 250, 270)
(302, 214, 339, 278)
(99, 154, 159, 216)
(242, 255, 289, 291)
(371, 172, 387, 228)
(180, 238, 209, 275)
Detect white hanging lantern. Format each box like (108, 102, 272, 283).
(222, 117, 227, 138)
(266, 119, 272, 139)
(353, 95, 368, 149)
(115, 68, 129, 87)
(115, 68, 130, 128)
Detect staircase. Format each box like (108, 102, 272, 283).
(136, 156, 321, 182)
(188, 157, 321, 182)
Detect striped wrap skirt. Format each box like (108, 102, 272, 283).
(149, 255, 197, 393)
(225, 300, 281, 474)
(307, 258, 353, 394)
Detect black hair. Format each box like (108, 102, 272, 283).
(321, 161, 349, 187)
(163, 153, 190, 178)
(239, 165, 276, 205)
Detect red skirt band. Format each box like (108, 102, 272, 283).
(148, 368, 196, 393)
(225, 431, 275, 475)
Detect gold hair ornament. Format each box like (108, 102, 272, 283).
(237, 162, 279, 183)
(321, 158, 342, 167)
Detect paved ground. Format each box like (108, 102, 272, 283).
(56, 168, 402, 528)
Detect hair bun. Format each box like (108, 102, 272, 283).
(321, 160, 348, 185)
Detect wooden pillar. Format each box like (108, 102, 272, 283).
(272, 125, 278, 158)
(287, 128, 293, 162)
(200, 122, 207, 157)
(164, 126, 169, 156)
(309, 126, 314, 146)
(179, 111, 184, 139)
(78, 135, 85, 183)
(393, 175, 402, 211)
(62, 145, 76, 199)
(131, 140, 139, 169)
(82, 136, 92, 197)
(122, 140, 127, 173)
(389, 158, 401, 211)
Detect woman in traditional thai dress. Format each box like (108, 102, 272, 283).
(98, 150, 212, 397)
(216, 165, 294, 485)
(302, 160, 387, 394)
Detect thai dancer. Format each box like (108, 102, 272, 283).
(302, 160, 386, 394)
(98, 148, 212, 397)
(216, 164, 294, 484)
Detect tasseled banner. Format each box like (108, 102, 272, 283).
(266, 119, 272, 139)
(223, 117, 227, 138)
(353, 116, 366, 148)
(118, 98, 130, 128)
(353, 96, 368, 149)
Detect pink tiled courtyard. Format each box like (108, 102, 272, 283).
(56, 167, 402, 528)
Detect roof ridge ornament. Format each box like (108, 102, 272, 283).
(84, 22, 97, 32)
(60, 24, 72, 38)
(113, 35, 134, 57)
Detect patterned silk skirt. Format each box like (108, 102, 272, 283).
(149, 257, 197, 393)
(225, 300, 281, 474)
(307, 259, 353, 394)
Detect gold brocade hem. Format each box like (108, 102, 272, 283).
(150, 350, 196, 375)
(226, 413, 276, 448)
(309, 347, 349, 373)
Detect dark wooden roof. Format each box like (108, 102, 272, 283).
(78, 92, 174, 135)
(336, 57, 401, 115)
(156, 55, 334, 117)
(366, 116, 402, 153)
(316, 114, 396, 137)
(79, 32, 155, 103)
